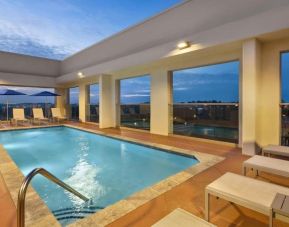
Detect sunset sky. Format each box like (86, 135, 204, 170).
(0, 0, 180, 60)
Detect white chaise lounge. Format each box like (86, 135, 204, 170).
(51, 108, 66, 123)
(205, 172, 289, 227)
(152, 208, 216, 227)
(262, 145, 289, 158)
(243, 155, 289, 178)
(11, 108, 30, 126)
(32, 108, 49, 125)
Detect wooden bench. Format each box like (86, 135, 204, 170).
(271, 193, 289, 227)
(262, 145, 289, 158)
(205, 172, 289, 227)
(243, 155, 289, 178)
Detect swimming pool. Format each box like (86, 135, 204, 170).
(0, 126, 198, 226)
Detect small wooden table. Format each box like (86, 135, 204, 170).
(270, 193, 289, 227)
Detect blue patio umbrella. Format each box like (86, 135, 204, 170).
(30, 91, 60, 117)
(0, 89, 27, 121)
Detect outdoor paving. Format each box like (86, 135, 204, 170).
(0, 121, 289, 226)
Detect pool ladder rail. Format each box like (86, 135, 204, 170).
(17, 168, 89, 227)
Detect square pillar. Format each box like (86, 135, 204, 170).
(150, 69, 172, 135)
(79, 84, 89, 122)
(241, 39, 261, 155)
(55, 87, 68, 117)
(99, 74, 117, 128)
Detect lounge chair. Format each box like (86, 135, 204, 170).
(243, 155, 289, 178)
(262, 145, 289, 158)
(32, 108, 49, 125)
(51, 108, 66, 122)
(11, 108, 30, 126)
(152, 208, 216, 227)
(205, 172, 289, 227)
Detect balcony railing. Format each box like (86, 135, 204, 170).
(87, 104, 99, 123)
(120, 104, 150, 130)
(0, 103, 55, 121)
(172, 103, 239, 143)
(281, 104, 289, 146)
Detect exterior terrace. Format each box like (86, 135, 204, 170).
(1, 0, 289, 226)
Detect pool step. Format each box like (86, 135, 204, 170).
(52, 205, 105, 221)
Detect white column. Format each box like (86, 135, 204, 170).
(150, 69, 172, 135)
(79, 84, 88, 122)
(241, 39, 261, 155)
(99, 74, 117, 128)
(55, 87, 68, 117)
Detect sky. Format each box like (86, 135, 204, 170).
(173, 61, 239, 103)
(0, 86, 55, 104)
(0, 0, 181, 60)
(120, 76, 150, 104)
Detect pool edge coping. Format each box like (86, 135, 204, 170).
(0, 124, 225, 227)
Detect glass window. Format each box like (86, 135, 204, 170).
(87, 84, 99, 123)
(69, 87, 79, 121)
(120, 75, 150, 130)
(172, 61, 239, 143)
(281, 52, 289, 145)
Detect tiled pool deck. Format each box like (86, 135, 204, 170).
(0, 122, 289, 226)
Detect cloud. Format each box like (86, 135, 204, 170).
(174, 87, 188, 91)
(90, 94, 99, 97)
(122, 94, 150, 98)
(0, 1, 181, 60)
(0, 33, 68, 60)
(0, 0, 115, 59)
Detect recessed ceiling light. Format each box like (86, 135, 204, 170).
(77, 71, 85, 78)
(177, 41, 190, 50)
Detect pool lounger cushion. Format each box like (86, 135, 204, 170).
(262, 145, 289, 157)
(243, 155, 289, 178)
(205, 172, 289, 226)
(152, 208, 216, 227)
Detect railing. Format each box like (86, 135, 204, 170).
(87, 104, 99, 123)
(17, 168, 89, 227)
(281, 104, 289, 146)
(120, 104, 150, 130)
(171, 103, 239, 143)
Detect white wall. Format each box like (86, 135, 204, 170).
(0, 72, 56, 88)
(241, 39, 262, 155)
(150, 69, 172, 135)
(0, 51, 60, 77)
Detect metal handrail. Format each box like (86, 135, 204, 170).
(17, 168, 89, 227)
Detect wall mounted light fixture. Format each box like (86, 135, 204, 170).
(77, 71, 85, 78)
(177, 41, 190, 50)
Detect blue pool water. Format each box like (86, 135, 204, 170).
(0, 126, 198, 225)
